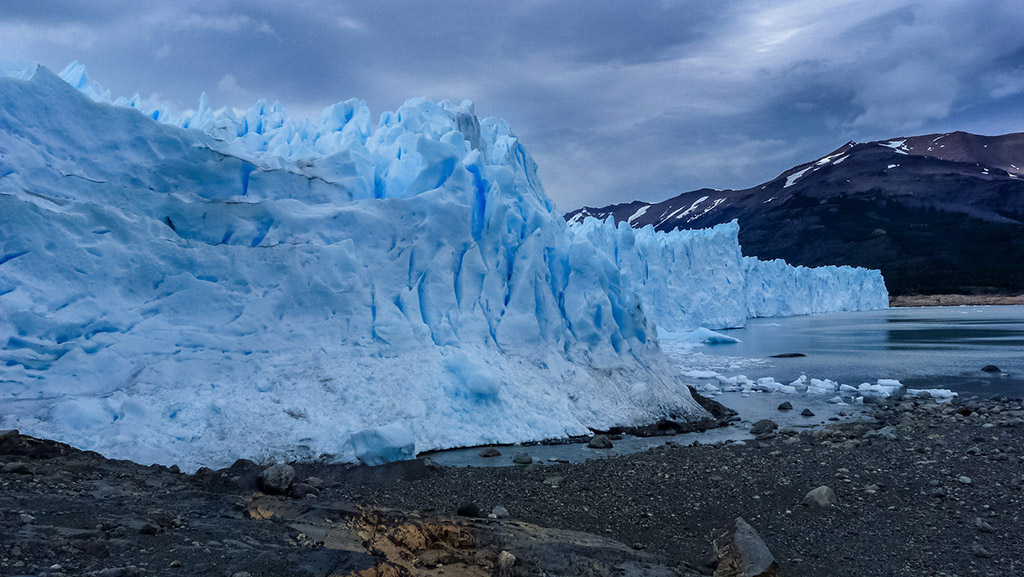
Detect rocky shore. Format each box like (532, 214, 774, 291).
(2, 395, 1023, 577)
(889, 294, 1024, 307)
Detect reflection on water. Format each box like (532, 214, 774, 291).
(690, 305, 1024, 398)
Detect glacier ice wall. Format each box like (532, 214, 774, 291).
(0, 64, 708, 470)
(569, 219, 888, 331)
(744, 256, 890, 319)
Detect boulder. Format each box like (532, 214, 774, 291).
(711, 517, 782, 577)
(777, 402, 793, 411)
(587, 434, 614, 449)
(479, 448, 502, 458)
(981, 365, 1001, 373)
(512, 452, 533, 465)
(803, 485, 838, 508)
(257, 463, 295, 494)
(0, 429, 19, 453)
(800, 409, 815, 417)
(689, 386, 739, 420)
(749, 420, 778, 436)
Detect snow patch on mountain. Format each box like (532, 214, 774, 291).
(880, 139, 909, 154)
(784, 166, 813, 188)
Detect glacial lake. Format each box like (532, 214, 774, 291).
(424, 306, 1024, 467)
(681, 305, 1024, 399)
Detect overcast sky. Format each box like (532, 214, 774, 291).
(3, 1, 1024, 210)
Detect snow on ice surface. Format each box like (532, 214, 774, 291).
(0, 63, 710, 471)
(568, 219, 889, 332)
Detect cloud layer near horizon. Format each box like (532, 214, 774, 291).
(3, 0, 1023, 210)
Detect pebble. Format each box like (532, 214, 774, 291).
(974, 517, 995, 533)
(958, 475, 972, 485)
(970, 543, 992, 558)
(492, 505, 509, 519)
(497, 550, 516, 570)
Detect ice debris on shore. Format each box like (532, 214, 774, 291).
(689, 372, 956, 403)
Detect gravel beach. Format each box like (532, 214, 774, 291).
(2, 395, 1023, 577)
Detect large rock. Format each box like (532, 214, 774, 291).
(257, 463, 295, 494)
(0, 429, 18, 454)
(587, 435, 614, 449)
(803, 485, 838, 508)
(512, 452, 533, 465)
(711, 517, 782, 577)
(688, 386, 739, 421)
(749, 420, 778, 436)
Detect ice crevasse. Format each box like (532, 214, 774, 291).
(0, 62, 711, 470)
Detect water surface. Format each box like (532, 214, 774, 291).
(685, 305, 1024, 398)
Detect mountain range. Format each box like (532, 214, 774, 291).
(566, 131, 1024, 296)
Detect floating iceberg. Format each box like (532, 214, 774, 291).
(0, 63, 709, 471)
(568, 218, 888, 331)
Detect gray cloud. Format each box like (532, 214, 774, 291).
(2, 0, 1023, 210)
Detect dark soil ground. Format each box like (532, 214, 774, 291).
(3, 396, 1023, 577)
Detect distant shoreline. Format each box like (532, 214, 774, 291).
(890, 294, 1024, 307)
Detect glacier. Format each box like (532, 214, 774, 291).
(568, 219, 888, 331)
(0, 63, 711, 471)
(0, 62, 887, 471)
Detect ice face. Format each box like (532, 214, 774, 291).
(0, 63, 707, 471)
(568, 218, 888, 332)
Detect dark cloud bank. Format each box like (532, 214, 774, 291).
(3, 0, 1023, 210)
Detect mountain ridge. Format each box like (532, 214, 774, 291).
(566, 131, 1024, 296)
